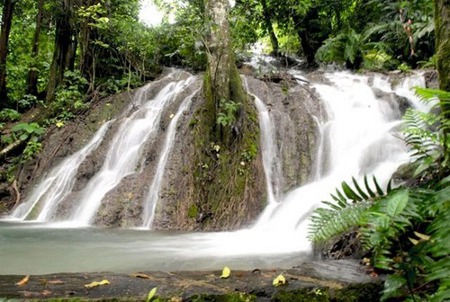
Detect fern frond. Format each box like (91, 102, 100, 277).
(309, 176, 390, 243)
(308, 203, 368, 243)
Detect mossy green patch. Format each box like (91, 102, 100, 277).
(191, 292, 256, 302)
(189, 63, 263, 230)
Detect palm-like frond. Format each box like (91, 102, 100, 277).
(308, 176, 390, 243)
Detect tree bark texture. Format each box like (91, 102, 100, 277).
(260, 0, 279, 54)
(26, 0, 45, 96)
(293, 7, 330, 66)
(0, 0, 16, 104)
(46, 0, 76, 102)
(434, 0, 450, 92)
(205, 0, 233, 106)
(79, 0, 101, 93)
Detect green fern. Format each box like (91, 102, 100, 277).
(309, 203, 368, 243)
(308, 176, 390, 243)
(360, 189, 413, 270)
(424, 186, 450, 302)
(403, 87, 450, 179)
(315, 29, 362, 67)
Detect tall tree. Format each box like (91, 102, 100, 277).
(46, 0, 76, 102)
(204, 0, 246, 141)
(434, 0, 450, 92)
(26, 0, 45, 96)
(0, 0, 17, 105)
(187, 0, 264, 230)
(260, 0, 279, 54)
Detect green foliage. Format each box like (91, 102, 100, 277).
(315, 29, 363, 68)
(11, 122, 45, 141)
(146, 287, 158, 302)
(217, 100, 241, 128)
(9, 122, 45, 160)
(52, 70, 89, 121)
(0, 109, 21, 122)
(404, 88, 450, 177)
(309, 176, 390, 242)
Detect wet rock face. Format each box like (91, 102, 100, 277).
(9, 70, 324, 230)
(244, 76, 325, 195)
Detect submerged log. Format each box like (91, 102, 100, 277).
(0, 260, 382, 301)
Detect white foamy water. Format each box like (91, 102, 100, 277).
(70, 74, 195, 225)
(9, 121, 112, 221)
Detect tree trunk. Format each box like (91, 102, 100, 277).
(46, 0, 75, 103)
(26, 0, 44, 97)
(292, 7, 330, 67)
(434, 0, 450, 92)
(260, 0, 279, 54)
(0, 0, 16, 105)
(188, 0, 264, 230)
(204, 0, 247, 142)
(79, 0, 101, 94)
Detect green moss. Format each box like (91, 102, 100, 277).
(190, 64, 262, 230)
(272, 283, 382, 302)
(273, 288, 330, 302)
(331, 283, 382, 301)
(191, 292, 256, 302)
(188, 204, 199, 218)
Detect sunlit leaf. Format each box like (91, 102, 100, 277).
(409, 237, 419, 245)
(414, 231, 430, 241)
(84, 279, 110, 288)
(220, 266, 231, 279)
(272, 274, 286, 286)
(146, 287, 158, 302)
(16, 275, 30, 286)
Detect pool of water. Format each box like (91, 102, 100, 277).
(0, 221, 310, 275)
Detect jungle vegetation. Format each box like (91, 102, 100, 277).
(0, 0, 449, 300)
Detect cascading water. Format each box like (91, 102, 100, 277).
(0, 69, 429, 275)
(9, 121, 112, 221)
(70, 74, 195, 225)
(242, 77, 280, 205)
(143, 87, 201, 228)
(250, 71, 413, 244)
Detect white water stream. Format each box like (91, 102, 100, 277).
(143, 87, 201, 228)
(0, 70, 427, 274)
(70, 74, 195, 225)
(10, 121, 112, 221)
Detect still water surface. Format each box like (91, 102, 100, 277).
(0, 221, 309, 275)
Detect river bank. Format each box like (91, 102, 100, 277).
(0, 260, 382, 301)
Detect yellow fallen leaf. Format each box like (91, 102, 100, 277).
(414, 231, 430, 241)
(84, 279, 110, 288)
(16, 275, 30, 286)
(220, 266, 231, 279)
(273, 274, 286, 286)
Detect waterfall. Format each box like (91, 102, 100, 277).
(242, 77, 280, 205)
(143, 88, 200, 228)
(9, 121, 112, 221)
(251, 72, 417, 239)
(70, 74, 195, 225)
(4, 70, 424, 242)
(0, 70, 432, 275)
